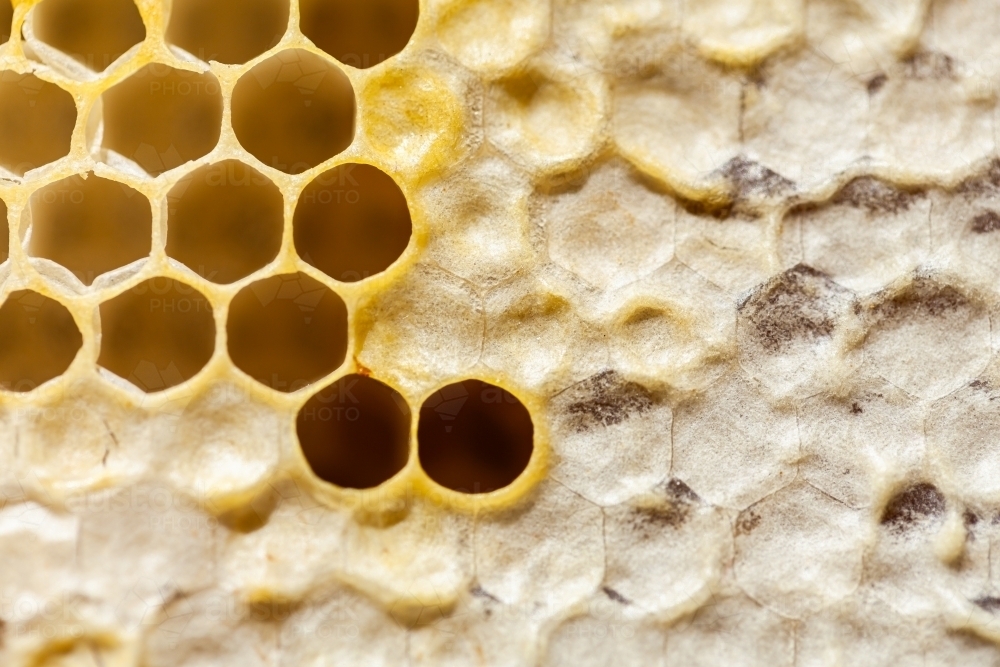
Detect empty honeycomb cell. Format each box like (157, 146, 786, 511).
(0, 290, 82, 392)
(417, 379, 533, 494)
(166, 0, 289, 65)
(299, 0, 418, 69)
(98, 278, 215, 392)
(166, 160, 283, 284)
(293, 163, 411, 283)
(31, 0, 145, 73)
(296, 374, 410, 489)
(226, 273, 348, 392)
(99, 64, 223, 176)
(0, 1, 10, 45)
(0, 72, 76, 176)
(863, 276, 990, 400)
(232, 49, 354, 175)
(28, 172, 151, 285)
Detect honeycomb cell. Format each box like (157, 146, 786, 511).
(544, 612, 666, 667)
(417, 379, 533, 494)
(98, 278, 215, 392)
(0, 72, 76, 176)
(0, 1, 11, 45)
(672, 372, 798, 510)
(99, 64, 223, 176)
(927, 380, 1000, 503)
(28, 172, 152, 285)
(232, 49, 354, 175)
(299, 0, 418, 69)
(31, 0, 145, 73)
(0, 290, 82, 392)
(436, 0, 549, 73)
(534, 160, 676, 292)
(679, 0, 802, 66)
(863, 275, 990, 400)
(296, 374, 411, 489)
(166, 0, 289, 65)
(293, 163, 411, 283)
(226, 273, 348, 392)
(166, 160, 283, 284)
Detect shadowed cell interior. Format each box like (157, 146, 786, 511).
(32, 0, 145, 72)
(297, 374, 411, 488)
(166, 160, 283, 284)
(29, 172, 151, 285)
(231, 49, 354, 174)
(294, 163, 412, 283)
(1, 1, 12, 45)
(299, 0, 418, 69)
(100, 64, 222, 176)
(418, 379, 534, 493)
(227, 272, 348, 392)
(0, 290, 82, 392)
(0, 198, 8, 263)
(0, 72, 76, 176)
(166, 0, 289, 65)
(98, 277, 216, 392)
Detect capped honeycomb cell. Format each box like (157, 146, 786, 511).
(299, 0, 419, 69)
(232, 49, 354, 174)
(294, 163, 412, 283)
(166, 160, 283, 284)
(0, 72, 76, 176)
(226, 273, 348, 392)
(0, 1, 11, 45)
(28, 172, 151, 285)
(297, 374, 411, 489)
(0, 290, 82, 392)
(436, 0, 548, 73)
(417, 379, 533, 494)
(166, 0, 289, 65)
(31, 0, 146, 73)
(99, 64, 223, 176)
(98, 278, 215, 392)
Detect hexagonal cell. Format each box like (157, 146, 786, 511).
(0, 2, 11, 45)
(0, 290, 82, 392)
(544, 611, 666, 667)
(0, 72, 76, 176)
(166, 0, 288, 65)
(672, 371, 798, 510)
(862, 275, 990, 400)
(31, 0, 145, 73)
(293, 163, 411, 282)
(28, 172, 151, 285)
(417, 379, 533, 494)
(533, 159, 676, 292)
(98, 278, 216, 392)
(99, 64, 223, 176)
(166, 160, 282, 284)
(436, 0, 548, 73)
(783, 178, 931, 292)
(737, 264, 860, 396)
(226, 273, 348, 392)
(679, 0, 803, 66)
(299, 0, 418, 69)
(296, 374, 411, 489)
(232, 49, 354, 174)
(927, 380, 1000, 504)
(734, 482, 865, 619)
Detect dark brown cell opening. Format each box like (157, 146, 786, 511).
(418, 380, 534, 494)
(1, 1, 12, 45)
(166, 0, 289, 65)
(100, 64, 222, 176)
(166, 160, 283, 284)
(0, 199, 8, 263)
(231, 49, 354, 175)
(32, 0, 145, 72)
(297, 374, 410, 488)
(299, 0, 418, 69)
(0, 290, 82, 392)
(98, 277, 215, 392)
(0, 72, 76, 176)
(294, 163, 411, 282)
(227, 272, 348, 392)
(29, 173, 151, 285)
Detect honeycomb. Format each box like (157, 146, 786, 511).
(3, 0, 1000, 664)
